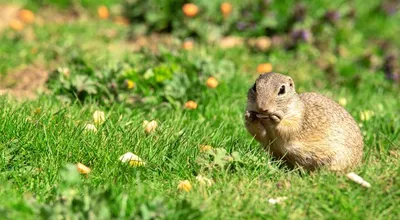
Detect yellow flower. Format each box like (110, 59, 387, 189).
(206, 77, 219, 89)
(129, 160, 145, 167)
(76, 163, 91, 174)
(360, 110, 374, 121)
(97, 6, 109, 19)
(84, 124, 97, 133)
(182, 40, 194, 51)
(184, 100, 198, 109)
(220, 2, 233, 18)
(93, 110, 105, 125)
(177, 180, 192, 192)
(126, 80, 135, 89)
(18, 9, 35, 24)
(257, 63, 273, 74)
(143, 120, 158, 134)
(182, 3, 199, 17)
(34, 108, 41, 115)
(119, 152, 146, 167)
(9, 19, 24, 31)
(199, 145, 212, 152)
(248, 37, 272, 51)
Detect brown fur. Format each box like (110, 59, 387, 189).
(245, 73, 363, 171)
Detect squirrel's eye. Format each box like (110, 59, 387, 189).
(252, 83, 257, 92)
(278, 85, 286, 95)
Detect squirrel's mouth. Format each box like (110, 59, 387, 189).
(256, 113, 282, 123)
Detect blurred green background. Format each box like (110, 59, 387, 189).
(0, 0, 399, 105)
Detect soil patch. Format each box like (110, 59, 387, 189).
(0, 66, 48, 100)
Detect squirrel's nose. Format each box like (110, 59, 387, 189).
(260, 108, 270, 114)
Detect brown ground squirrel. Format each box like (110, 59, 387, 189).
(245, 73, 363, 171)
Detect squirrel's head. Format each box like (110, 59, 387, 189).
(247, 72, 303, 125)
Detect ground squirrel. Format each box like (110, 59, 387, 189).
(245, 73, 363, 171)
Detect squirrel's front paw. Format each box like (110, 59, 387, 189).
(245, 110, 268, 142)
(245, 110, 257, 121)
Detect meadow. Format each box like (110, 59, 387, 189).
(0, 0, 399, 219)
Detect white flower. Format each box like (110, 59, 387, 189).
(76, 163, 91, 174)
(196, 175, 214, 186)
(143, 120, 158, 134)
(93, 110, 105, 125)
(58, 67, 70, 77)
(360, 110, 374, 121)
(268, 196, 288, 204)
(84, 124, 97, 133)
(119, 152, 145, 167)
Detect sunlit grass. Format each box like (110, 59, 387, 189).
(0, 0, 399, 219)
(1, 62, 399, 218)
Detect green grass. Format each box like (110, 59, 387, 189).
(1, 60, 399, 218)
(1, 1, 400, 219)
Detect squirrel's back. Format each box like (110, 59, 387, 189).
(298, 92, 363, 170)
